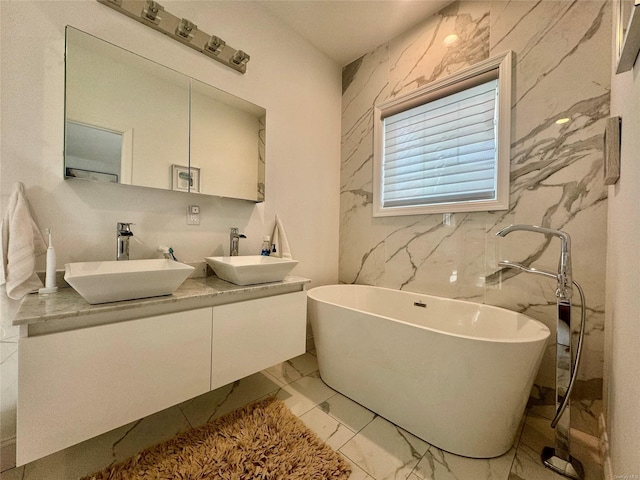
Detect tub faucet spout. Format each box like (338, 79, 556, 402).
(496, 224, 572, 301)
(497, 224, 584, 479)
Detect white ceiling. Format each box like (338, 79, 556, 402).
(259, 1, 452, 66)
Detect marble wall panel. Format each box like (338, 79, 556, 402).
(339, 0, 610, 437)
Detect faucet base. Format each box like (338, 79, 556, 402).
(541, 447, 584, 480)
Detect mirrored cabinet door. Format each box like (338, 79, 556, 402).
(64, 26, 265, 202)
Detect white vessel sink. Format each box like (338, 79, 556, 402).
(64, 259, 194, 304)
(205, 255, 298, 286)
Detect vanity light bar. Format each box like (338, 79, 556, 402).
(97, 0, 250, 74)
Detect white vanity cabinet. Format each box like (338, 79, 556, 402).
(211, 291, 307, 389)
(15, 284, 308, 466)
(17, 308, 213, 466)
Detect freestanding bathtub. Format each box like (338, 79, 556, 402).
(307, 284, 550, 458)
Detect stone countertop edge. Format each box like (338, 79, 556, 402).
(13, 275, 311, 327)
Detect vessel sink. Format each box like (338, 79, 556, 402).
(64, 259, 194, 304)
(205, 255, 298, 286)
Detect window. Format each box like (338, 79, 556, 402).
(373, 51, 512, 216)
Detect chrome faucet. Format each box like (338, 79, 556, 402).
(496, 224, 572, 301)
(229, 227, 246, 256)
(116, 222, 134, 261)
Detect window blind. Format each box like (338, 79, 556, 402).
(382, 78, 499, 208)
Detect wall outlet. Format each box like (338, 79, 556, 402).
(187, 205, 200, 225)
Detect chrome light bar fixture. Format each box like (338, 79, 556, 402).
(97, 0, 250, 73)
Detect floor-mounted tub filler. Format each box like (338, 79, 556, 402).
(308, 284, 550, 459)
(497, 224, 586, 480)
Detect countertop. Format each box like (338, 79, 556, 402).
(14, 275, 311, 336)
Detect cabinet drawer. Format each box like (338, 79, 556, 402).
(211, 291, 306, 389)
(17, 308, 212, 465)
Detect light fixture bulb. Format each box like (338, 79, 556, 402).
(176, 18, 197, 41)
(142, 0, 163, 24)
(443, 34, 459, 46)
(206, 35, 226, 55)
(231, 50, 250, 67)
(555, 117, 570, 125)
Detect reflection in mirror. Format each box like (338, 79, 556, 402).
(65, 122, 123, 183)
(65, 26, 189, 191)
(190, 79, 265, 200)
(64, 26, 266, 201)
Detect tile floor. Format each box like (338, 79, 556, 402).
(1, 352, 603, 480)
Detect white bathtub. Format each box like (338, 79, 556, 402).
(307, 284, 550, 458)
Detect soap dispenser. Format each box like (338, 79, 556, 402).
(260, 236, 271, 256)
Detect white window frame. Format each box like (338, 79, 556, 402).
(373, 51, 512, 217)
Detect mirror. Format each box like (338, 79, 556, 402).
(64, 26, 265, 201)
(615, 0, 640, 73)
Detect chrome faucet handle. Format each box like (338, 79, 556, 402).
(116, 223, 134, 261)
(229, 227, 246, 256)
(229, 227, 246, 239)
(117, 222, 134, 235)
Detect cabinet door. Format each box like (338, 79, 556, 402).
(17, 308, 212, 465)
(211, 291, 306, 389)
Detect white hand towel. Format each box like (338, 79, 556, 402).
(0, 182, 46, 300)
(270, 214, 292, 260)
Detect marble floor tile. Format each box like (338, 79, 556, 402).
(18, 405, 191, 480)
(299, 406, 358, 450)
(413, 445, 517, 480)
(516, 413, 603, 480)
(343, 456, 377, 480)
(275, 371, 337, 416)
(110, 405, 192, 462)
(179, 371, 282, 428)
(2, 360, 605, 480)
(319, 392, 377, 433)
(264, 352, 319, 385)
(339, 416, 430, 480)
(509, 443, 568, 480)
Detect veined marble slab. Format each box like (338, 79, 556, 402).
(13, 275, 310, 335)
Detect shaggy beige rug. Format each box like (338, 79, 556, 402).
(82, 397, 351, 480)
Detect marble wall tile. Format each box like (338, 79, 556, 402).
(388, 1, 491, 99)
(339, 0, 610, 438)
(341, 43, 390, 286)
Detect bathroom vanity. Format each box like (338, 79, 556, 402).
(12, 274, 309, 465)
